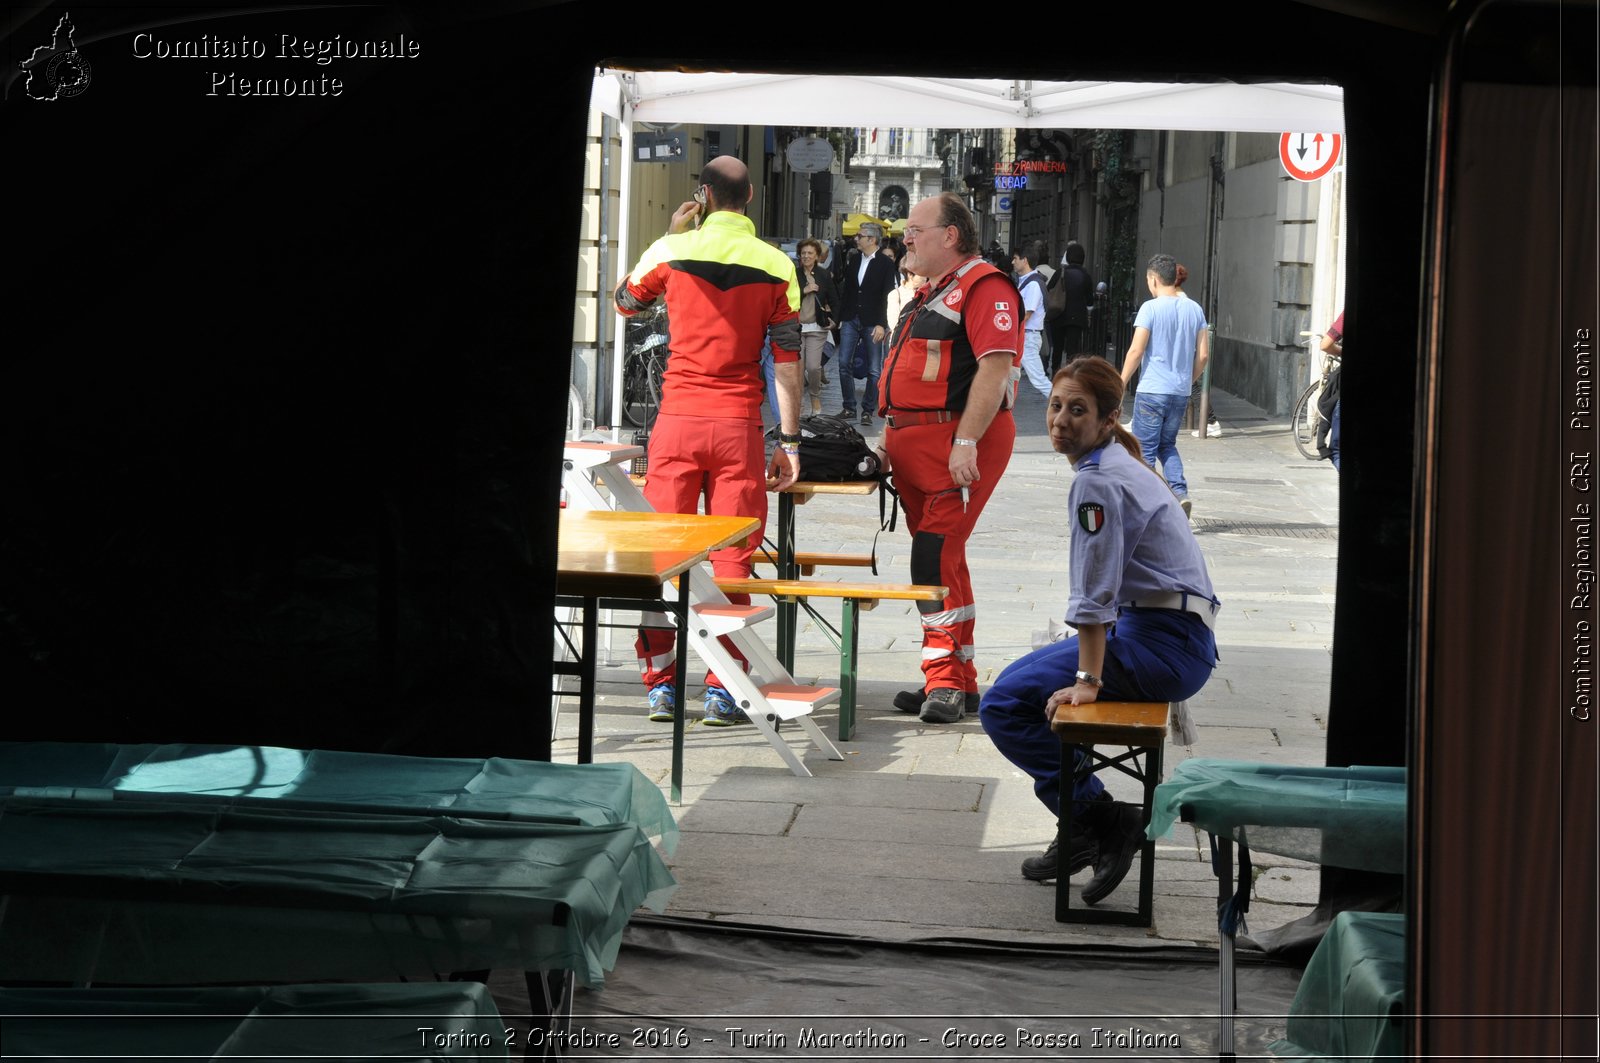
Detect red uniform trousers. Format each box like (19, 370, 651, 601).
(634, 412, 766, 689)
(884, 411, 1016, 694)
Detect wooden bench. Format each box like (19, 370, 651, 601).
(1049, 700, 1171, 927)
(753, 547, 876, 576)
(713, 577, 946, 741)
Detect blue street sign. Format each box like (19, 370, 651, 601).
(996, 195, 1013, 213)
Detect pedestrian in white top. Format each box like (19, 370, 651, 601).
(1012, 243, 1050, 397)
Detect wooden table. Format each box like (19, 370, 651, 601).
(0, 794, 674, 1029)
(0, 741, 683, 1042)
(771, 480, 879, 670)
(555, 510, 759, 792)
(1149, 760, 1407, 1058)
(0, 741, 679, 853)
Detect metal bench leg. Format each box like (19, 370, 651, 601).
(1137, 742, 1162, 925)
(1055, 741, 1159, 927)
(838, 599, 859, 741)
(1054, 744, 1088, 922)
(577, 597, 599, 765)
(523, 968, 574, 1060)
(775, 495, 797, 672)
(1215, 834, 1237, 1058)
(670, 571, 691, 803)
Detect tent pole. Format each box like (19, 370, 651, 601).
(611, 86, 634, 439)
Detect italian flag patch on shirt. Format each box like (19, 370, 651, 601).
(1077, 502, 1105, 533)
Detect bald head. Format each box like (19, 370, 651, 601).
(702, 156, 753, 214)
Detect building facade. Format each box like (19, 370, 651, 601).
(1009, 128, 1345, 415)
(574, 118, 1343, 430)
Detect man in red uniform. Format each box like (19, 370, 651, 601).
(876, 192, 1022, 723)
(614, 156, 803, 726)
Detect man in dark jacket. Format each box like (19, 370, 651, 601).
(1045, 240, 1095, 374)
(836, 221, 898, 428)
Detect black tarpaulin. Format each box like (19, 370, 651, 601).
(491, 916, 1303, 1059)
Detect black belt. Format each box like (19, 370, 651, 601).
(885, 410, 957, 429)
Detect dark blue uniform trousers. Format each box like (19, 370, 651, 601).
(979, 610, 1216, 817)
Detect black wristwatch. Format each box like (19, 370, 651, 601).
(778, 431, 801, 445)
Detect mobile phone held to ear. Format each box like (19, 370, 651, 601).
(691, 185, 706, 227)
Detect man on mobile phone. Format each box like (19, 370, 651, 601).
(836, 221, 896, 429)
(614, 155, 803, 727)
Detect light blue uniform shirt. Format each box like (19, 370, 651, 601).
(1065, 441, 1218, 626)
(1132, 294, 1208, 396)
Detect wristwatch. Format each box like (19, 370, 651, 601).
(1074, 670, 1103, 688)
(778, 431, 802, 445)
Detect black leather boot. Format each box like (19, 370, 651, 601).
(1021, 792, 1111, 881)
(1082, 803, 1146, 905)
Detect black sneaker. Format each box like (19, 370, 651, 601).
(1020, 830, 1098, 881)
(1081, 804, 1146, 905)
(896, 689, 980, 715)
(919, 687, 965, 723)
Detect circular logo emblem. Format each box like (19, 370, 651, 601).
(993, 312, 1013, 331)
(46, 50, 92, 98)
(944, 288, 963, 308)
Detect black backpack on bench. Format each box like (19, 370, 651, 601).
(768, 414, 880, 481)
(765, 414, 897, 573)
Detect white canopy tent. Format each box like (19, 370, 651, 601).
(593, 70, 1345, 133)
(588, 69, 1346, 429)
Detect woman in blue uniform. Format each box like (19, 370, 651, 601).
(980, 356, 1220, 904)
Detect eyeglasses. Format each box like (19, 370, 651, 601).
(903, 222, 952, 239)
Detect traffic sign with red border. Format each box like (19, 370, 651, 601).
(1279, 132, 1342, 182)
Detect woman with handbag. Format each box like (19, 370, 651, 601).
(796, 238, 839, 414)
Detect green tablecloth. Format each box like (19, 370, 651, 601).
(1271, 911, 1406, 1061)
(1148, 758, 1406, 873)
(0, 796, 674, 988)
(0, 983, 508, 1061)
(0, 741, 676, 854)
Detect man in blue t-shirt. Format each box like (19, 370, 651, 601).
(1119, 253, 1209, 515)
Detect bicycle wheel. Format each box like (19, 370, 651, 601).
(620, 355, 651, 429)
(640, 351, 665, 430)
(1291, 381, 1324, 459)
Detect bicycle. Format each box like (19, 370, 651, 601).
(1291, 336, 1341, 460)
(620, 303, 669, 430)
